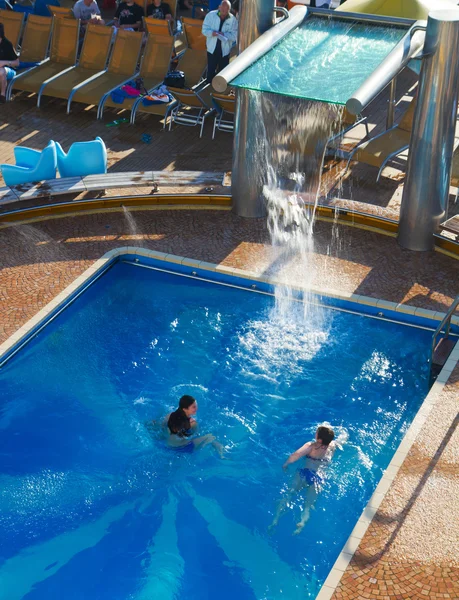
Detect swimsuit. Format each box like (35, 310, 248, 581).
(171, 441, 194, 453)
(298, 449, 330, 486)
(298, 468, 324, 486)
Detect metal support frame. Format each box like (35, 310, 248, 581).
(398, 10, 459, 251)
(229, 0, 277, 217)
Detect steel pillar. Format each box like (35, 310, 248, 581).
(232, 0, 275, 217)
(398, 10, 459, 251)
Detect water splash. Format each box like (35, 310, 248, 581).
(122, 205, 139, 240)
(249, 92, 342, 336)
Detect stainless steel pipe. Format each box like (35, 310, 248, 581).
(229, 0, 280, 218)
(346, 21, 426, 115)
(398, 9, 459, 251)
(213, 5, 306, 93)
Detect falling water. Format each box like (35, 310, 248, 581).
(122, 205, 139, 240)
(238, 91, 344, 372)
(254, 91, 343, 318)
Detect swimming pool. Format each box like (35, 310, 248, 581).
(0, 254, 435, 600)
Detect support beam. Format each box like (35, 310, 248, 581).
(231, 0, 276, 218)
(398, 10, 459, 251)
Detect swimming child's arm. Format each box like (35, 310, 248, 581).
(282, 442, 312, 470)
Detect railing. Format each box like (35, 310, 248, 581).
(430, 294, 459, 369)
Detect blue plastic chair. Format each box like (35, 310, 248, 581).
(55, 137, 107, 178)
(1, 141, 57, 187)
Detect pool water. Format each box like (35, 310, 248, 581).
(232, 17, 406, 104)
(0, 259, 431, 600)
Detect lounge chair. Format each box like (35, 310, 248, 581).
(46, 5, 74, 18)
(182, 17, 206, 50)
(1, 141, 57, 187)
(11, 17, 80, 99)
(211, 92, 235, 138)
(67, 29, 143, 117)
(102, 33, 174, 120)
(0, 10, 24, 49)
(143, 10, 185, 55)
(132, 46, 207, 124)
(56, 137, 107, 177)
(168, 84, 215, 137)
(36, 24, 113, 108)
(6, 15, 53, 99)
(18, 15, 52, 62)
(143, 16, 172, 37)
(327, 108, 369, 151)
(345, 98, 416, 181)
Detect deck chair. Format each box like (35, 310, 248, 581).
(18, 15, 52, 62)
(327, 108, 369, 149)
(182, 16, 206, 50)
(6, 15, 53, 99)
(68, 29, 143, 117)
(143, 16, 172, 37)
(0, 10, 24, 49)
(346, 98, 416, 181)
(11, 17, 79, 99)
(168, 84, 215, 137)
(37, 24, 113, 108)
(211, 91, 234, 138)
(176, 46, 207, 87)
(47, 5, 74, 18)
(143, 14, 185, 56)
(102, 33, 174, 119)
(132, 46, 207, 124)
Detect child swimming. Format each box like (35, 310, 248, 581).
(269, 424, 337, 535)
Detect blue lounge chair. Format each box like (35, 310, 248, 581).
(1, 141, 57, 187)
(55, 137, 107, 178)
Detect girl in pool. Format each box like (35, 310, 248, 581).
(270, 425, 336, 535)
(166, 395, 224, 457)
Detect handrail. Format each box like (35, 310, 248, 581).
(273, 6, 289, 20)
(431, 294, 459, 363)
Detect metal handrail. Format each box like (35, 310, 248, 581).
(431, 294, 459, 362)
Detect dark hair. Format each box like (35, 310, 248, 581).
(179, 395, 196, 410)
(167, 409, 191, 437)
(0, 24, 4, 39)
(317, 425, 334, 446)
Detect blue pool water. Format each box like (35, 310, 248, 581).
(0, 259, 432, 600)
(232, 18, 406, 103)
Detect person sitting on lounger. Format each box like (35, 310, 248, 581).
(269, 424, 336, 535)
(114, 0, 144, 30)
(73, 0, 106, 26)
(0, 23, 20, 104)
(147, 0, 173, 22)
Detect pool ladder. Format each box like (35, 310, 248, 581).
(430, 294, 459, 382)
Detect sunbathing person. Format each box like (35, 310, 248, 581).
(269, 425, 336, 535)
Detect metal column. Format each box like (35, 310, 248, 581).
(232, 0, 275, 217)
(398, 10, 459, 251)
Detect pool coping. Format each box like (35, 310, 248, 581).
(1, 246, 458, 600)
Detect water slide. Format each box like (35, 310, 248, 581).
(212, 1, 453, 114)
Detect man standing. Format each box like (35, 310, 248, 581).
(202, 0, 238, 85)
(0, 23, 19, 104)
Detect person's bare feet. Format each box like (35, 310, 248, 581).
(293, 522, 305, 535)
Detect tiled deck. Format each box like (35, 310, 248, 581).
(0, 73, 458, 600)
